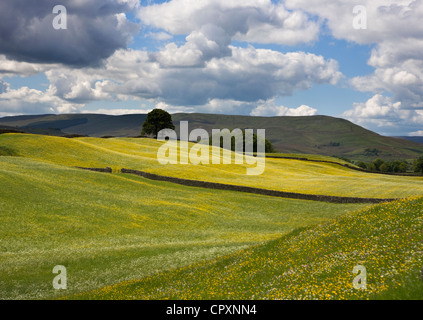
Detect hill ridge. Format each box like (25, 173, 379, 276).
(1, 113, 423, 160)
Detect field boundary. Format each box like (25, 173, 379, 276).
(120, 168, 398, 204)
(74, 166, 112, 173)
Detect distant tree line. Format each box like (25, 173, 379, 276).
(0, 128, 25, 134)
(210, 130, 276, 154)
(355, 158, 420, 173)
(414, 156, 423, 174)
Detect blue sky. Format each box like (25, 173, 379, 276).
(1, 0, 423, 136)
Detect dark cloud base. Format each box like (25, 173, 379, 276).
(0, 0, 138, 67)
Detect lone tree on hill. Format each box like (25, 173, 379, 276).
(141, 109, 175, 138)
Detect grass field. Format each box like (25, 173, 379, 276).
(1, 133, 423, 199)
(72, 197, 423, 300)
(0, 156, 364, 299)
(0, 133, 421, 300)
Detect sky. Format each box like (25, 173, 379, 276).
(0, 0, 423, 136)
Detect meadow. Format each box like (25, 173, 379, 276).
(0, 155, 363, 299)
(73, 197, 423, 300)
(0, 133, 421, 300)
(1, 133, 423, 199)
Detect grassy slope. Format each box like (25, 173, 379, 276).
(1, 133, 422, 300)
(268, 153, 355, 165)
(1, 133, 422, 199)
(1, 113, 423, 160)
(172, 114, 423, 160)
(74, 197, 423, 300)
(0, 156, 364, 299)
(0, 114, 147, 137)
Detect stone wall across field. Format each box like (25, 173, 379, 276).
(120, 168, 397, 204)
(74, 166, 112, 173)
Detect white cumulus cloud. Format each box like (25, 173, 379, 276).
(251, 100, 317, 117)
(343, 94, 423, 135)
(138, 0, 319, 46)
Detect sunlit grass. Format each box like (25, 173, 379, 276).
(75, 197, 423, 300)
(0, 156, 364, 299)
(1, 133, 422, 300)
(1, 133, 423, 199)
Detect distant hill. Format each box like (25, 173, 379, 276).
(1, 112, 423, 161)
(0, 113, 147, 137)
(395, 136, 423, 145)
(172, 113, 423, 161)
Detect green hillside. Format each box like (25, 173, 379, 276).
(1, 132, 422, 300)
(1, 113, 423, 161)
(0, 156, 364, 299)
(0, 113, 147, 137)
(172, 113, 423, 161)
(73, 197, 423, 300)
(1, 133, 423, 199)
